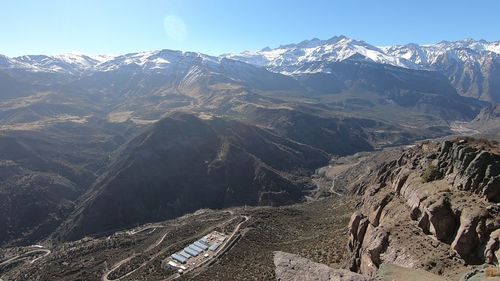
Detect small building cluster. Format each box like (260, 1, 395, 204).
(165, 231, 227, 274)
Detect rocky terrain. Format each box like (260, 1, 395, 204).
(345, 138, 500, 279)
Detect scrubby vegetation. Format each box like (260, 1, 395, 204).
(422, 165, 443, 182)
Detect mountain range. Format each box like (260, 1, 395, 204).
(2, 36, 500, 103)
(0, 36, 499, 247)
(227, 36, 500, 102)
(0, 34, 500, 281)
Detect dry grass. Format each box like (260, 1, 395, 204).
(486, 267, 500, 277)
(453, 137, 500, 155)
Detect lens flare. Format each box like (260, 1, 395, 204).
(163, 15, 187, 42)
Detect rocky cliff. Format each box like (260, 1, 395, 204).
(346, 138, 500, 278)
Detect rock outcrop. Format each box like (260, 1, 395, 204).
(485, 229, 500, 265)
(346, 138, 500, 278)
(439, 140, 500, 202)
(273, 251, 374, 281)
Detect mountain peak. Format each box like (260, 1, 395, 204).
(277, 35, 350, 49)
(224, 35, 419, 74)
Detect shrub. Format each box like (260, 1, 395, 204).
(421, 165, 442, 183)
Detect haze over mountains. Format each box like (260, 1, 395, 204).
(0, 35, 499, 248)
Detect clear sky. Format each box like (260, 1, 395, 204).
(1, 0, 499, 57)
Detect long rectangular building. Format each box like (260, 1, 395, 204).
(184, 247, 199, 256)
(198, 238, 210, 246)
(194, 241, 208, 250)
(179, 251, 191, 259)
(171, 253, 187, 264)
(189, 244, 204, 252)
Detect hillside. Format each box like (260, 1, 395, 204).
(57, 112, 331, 240)
(0, 122, 124, 246)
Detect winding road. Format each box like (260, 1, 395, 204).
(147, 231, 170, 252)
(29, 249, 51, 264)
(102, 256, 136, 281)
(126, 225, 164, 236)
(102, 227, 170, 281)
(0, 248, 51, 269)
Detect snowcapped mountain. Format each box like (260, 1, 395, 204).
(384, 39, 500, 102)
(0, 49, 238, 76)
(95, 49, 220, 73)
(226, 36, 500, 74)
(2, 37, 499, 76)
(225, 36, 500, 102)
(0, 49, 298, 95)
(0, 53, 112, 74)
(224, 36, 421, 74)
(2, 37, 498, 77)
(384, 39, 500, 67)
(1, 36, 500, 101)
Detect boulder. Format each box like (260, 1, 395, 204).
(348, 212, 368, 251)
(359, 226, 389, 277)
(427, 196, 457, 243)
(273, 251, 374, 281)
(451, 209, 486, 259)
(484, 229, 500, 265)
(460, 266, 500, 281)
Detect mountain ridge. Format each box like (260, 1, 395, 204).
(1, 36, 499, 74)
(3, 36, 499, 102)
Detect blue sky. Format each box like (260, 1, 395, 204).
(1, 0, 499, 56)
